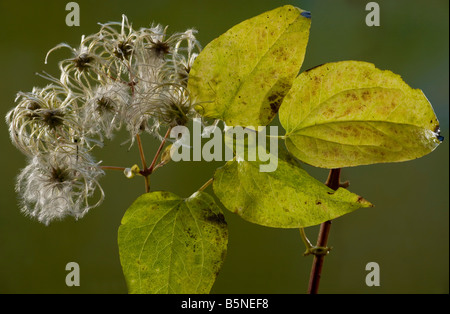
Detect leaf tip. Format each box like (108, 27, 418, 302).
(300, 11, 311, 19)
(357, 196, 374, 208)
(434, 126, 445, 143)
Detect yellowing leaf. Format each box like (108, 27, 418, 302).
(188, 5, 311, 127)
(118, 191, 228, 294)
(213, 149, 372, 228)
(279, 61, 442, 168)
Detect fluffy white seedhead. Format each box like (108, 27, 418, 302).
(16, 145, 104, 225)
(7, 15, 204, 224)
(83, 82, 130, 140)
(6, 84, 82, 156)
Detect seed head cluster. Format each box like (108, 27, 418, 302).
(6, 15, 202, 225)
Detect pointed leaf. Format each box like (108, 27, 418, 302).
(279, 61, 442, 168)
(188, 5, 311, 127)
(118, 191, 228, 294)
(213, 149, 372, 228)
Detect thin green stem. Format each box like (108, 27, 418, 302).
(300, 228, 332, 257)
(198, 178, 214, 192)
(299, 228, 313, 252)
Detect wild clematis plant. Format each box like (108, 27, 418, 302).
(6, 15, 202, 225)
(6, 6, 443, 294)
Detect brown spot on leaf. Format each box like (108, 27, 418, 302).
(264, 78, 292, 117)
(267, 93, 283, 114)
(346, 92, 358, 101)
(342, 125, 353, 132)
(362, 91, 370, 101)
(185, 227, 198, 241)
(204, 212, 227, 226)
(324, 107, 336, 117)
(363, 71, 372, 79)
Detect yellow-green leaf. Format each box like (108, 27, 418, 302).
(118, 191, 228, 294)
(279, 61, 442, 168)
(213, 149, 372, 228)
(188, 5, 311, 127)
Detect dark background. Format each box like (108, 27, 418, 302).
(0, 0, 448, 294)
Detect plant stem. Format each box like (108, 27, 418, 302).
(135, 134, 150, 193)
(198, 178, 214, 192)
(148, 128, 172, 173)
(307, 168, 341, 294)
(100, 166, 127, 171)
(143, 175, 150, 193)
(299, 228, 314, 254)
(136, 134, 147, 170)
(136, 128, 172, 193)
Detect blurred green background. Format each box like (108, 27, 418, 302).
(0, 0, 448, 294)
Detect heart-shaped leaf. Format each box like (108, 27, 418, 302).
(279, 61, 442, 168)
(188, 5, 311, 127)
(213, 148, 372, 228)
(118, 191, 228, 294)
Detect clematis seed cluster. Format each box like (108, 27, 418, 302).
(6, 15, 202, 225)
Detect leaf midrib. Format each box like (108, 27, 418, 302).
(284, 85, 411, 134)
(285, 119, 431, 139)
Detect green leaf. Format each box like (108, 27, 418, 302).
(279, 61, 442, 168)
(118, 191, 228, 294)
(188, 5, 311, 127)
(213, 148, 372, 228)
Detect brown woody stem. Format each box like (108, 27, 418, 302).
(136, 134, 147, 170)
(137, 128, 172, 193)
(307, 168, 341, 294)
(148, 128, 171, 173)
(135, 134, 150, 193)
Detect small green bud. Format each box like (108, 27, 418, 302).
(160, 144, 173, 166)
(124, 164, 140, 179)
(194, 104, 204, 115)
